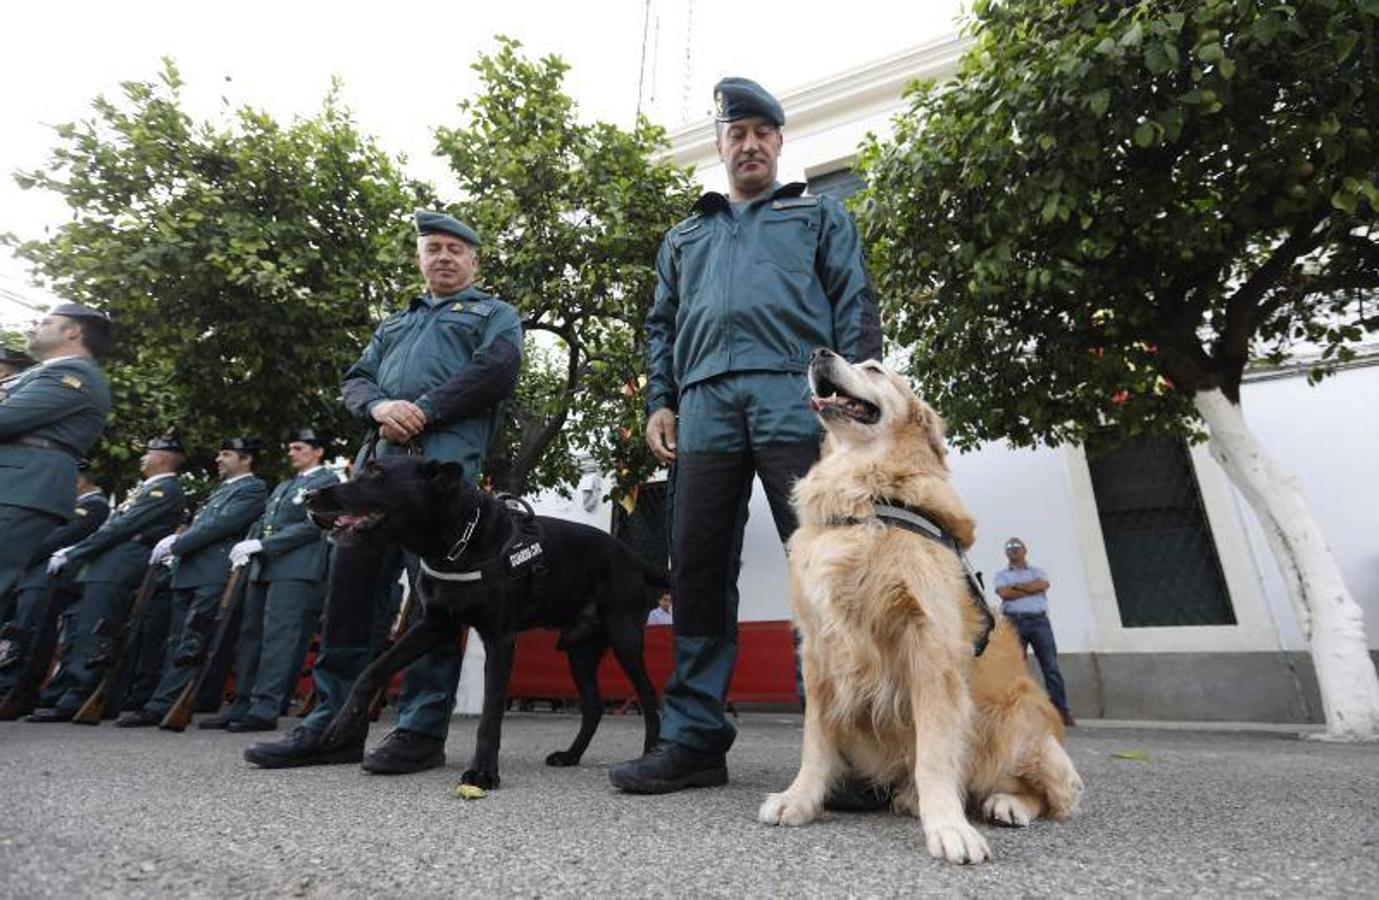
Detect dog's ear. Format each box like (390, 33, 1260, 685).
(915, 399, 947, 464)
(426, 460, 466, 492)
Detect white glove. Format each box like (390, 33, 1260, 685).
(229, 539, 263, 568)
(149, 534, 178, 565)
(47, 548, 71, 575)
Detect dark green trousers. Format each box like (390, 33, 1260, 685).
(42, 580, 135, 713)
(659, 372, 819, 753)
(227, 578, 325, 723)
(143, 583, 223, 715)
(0, 505, 62, 599)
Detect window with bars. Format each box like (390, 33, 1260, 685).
(1086, 436, 1236, 627)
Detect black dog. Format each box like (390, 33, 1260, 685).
(307, 456, 666, 789)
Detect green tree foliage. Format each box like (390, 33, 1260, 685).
(8, 59, 428, 487)
(434, 37, 698, 498)
(858, 0, 1379, 449)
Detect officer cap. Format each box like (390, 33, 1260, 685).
(0, 346, 36, 370)
(414, 210, 481, 247)
(49, 303, 111, 326)
(221, 437, 264, 454)
(713, 77, 785, 127)
(147, 435, 184, 454)
(289, 428, 331, 448)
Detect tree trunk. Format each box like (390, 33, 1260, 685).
(1194, 388, 1379, 740)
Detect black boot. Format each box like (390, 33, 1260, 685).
(609, 740, 727, 794)
(24, 707, 75, 724)
(360, 728, 446, 775)
(244, 725, 363, 769)
(824, 777, 894, 812)
(226, 716, 276, 733)
(114, 709, 162, 728)
(197, 714, 235, 730)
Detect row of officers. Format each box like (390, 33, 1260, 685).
(0, 426, 344, 731)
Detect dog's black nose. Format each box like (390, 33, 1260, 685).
(811, 348, 835, 361)
(302, 490, 318, 505)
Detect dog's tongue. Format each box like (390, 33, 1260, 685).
(335, 514, 366, 528)
(810, 396, 826, 411)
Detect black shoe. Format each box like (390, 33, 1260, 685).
(115, 709, 162, 728)
(1060, 709, 1077, 728)
(609, 740, 728, 794)
(197, 715, 235, 730)
(824, 777, 894, 812)
(24, 707, 74, 724)
(244, 725, 363, 769)
(361, 728, 446, 775)
(226, 716, 276, 733)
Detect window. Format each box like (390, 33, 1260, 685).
(806, 167, 864, 200)
(1086, 436, 1236, 627)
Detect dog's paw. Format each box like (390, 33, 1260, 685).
(923, 818, 991, 865)
(981, 793, 1033, 827)
(758, 791, 821, 827)
(460, 769, 500, 790)
(545, 750, 580, 768)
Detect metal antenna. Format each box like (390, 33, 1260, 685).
(681, 0, 694, 123)
(636, 0, 652, 118)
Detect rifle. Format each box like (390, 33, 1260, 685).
(71, 565, 160, 725)
(160, 567, 244, 732)
(366, 572, 419, 720)
(0, 580, 63, 720)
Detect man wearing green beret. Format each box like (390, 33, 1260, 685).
(115, 437, 268, 727)
(612, 77, 882, 793)
(246, 210, 523, 773)
(0, 305, 112, 601)
(27, 436, 186, 722)
(201, 429, 342, 732)
(0, 346, 36, 380)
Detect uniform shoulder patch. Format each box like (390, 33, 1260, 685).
(61, 374, 84, 389)
(772, 196, 819, 210)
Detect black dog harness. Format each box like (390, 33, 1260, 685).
(417, 494, 547, 590)
(828, 500, 995, 656)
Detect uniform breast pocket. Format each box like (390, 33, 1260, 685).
(759, 214, 817, 274)
(672, 226, 713, 296)
(436, 309, 489, 356)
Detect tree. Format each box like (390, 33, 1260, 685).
(858, 0, 1379, 738)
(433, 37, 698, 499)
(8, 59, 428, 488)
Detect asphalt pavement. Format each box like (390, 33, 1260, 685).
(2, 712, 1376, 898)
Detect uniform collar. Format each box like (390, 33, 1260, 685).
(77, 489, 104, 502)
(222, 473, 254, 485)
(142, 472, 178, 486)
(690, 181, 806, 216)
(411, 284, 488, 310)
(39, 354, 83, 367)
(300, 465, 324, 477)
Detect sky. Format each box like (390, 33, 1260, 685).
(0, 0, 967, 324)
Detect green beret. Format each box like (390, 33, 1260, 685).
(147, 435, 184, 454)
(0, 346, 35, 370)
(289, 428, 331, 448)
(713, 77, 785, 127)
(414, 210, 481, 247)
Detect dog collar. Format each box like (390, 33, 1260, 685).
(829, 500, 995, 657)
(418, 558, 483, 582)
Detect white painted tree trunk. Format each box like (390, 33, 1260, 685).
(1194, 388, 1379, 740)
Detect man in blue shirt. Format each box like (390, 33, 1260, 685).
(611, 77, 881, 794)
(994, 537, 1074, 726)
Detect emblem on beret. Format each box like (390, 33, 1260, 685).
(150, 490, 164, 498)
(61, 374, 84, 389)
(714, 90, 725, 117)
(76, 508, 88, 517)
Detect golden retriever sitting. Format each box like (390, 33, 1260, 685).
(758, 349, 1083, 864)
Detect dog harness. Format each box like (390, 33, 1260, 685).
(417, 494, 547, 589)
(829, 500, 995, 656)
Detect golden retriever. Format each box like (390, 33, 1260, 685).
(758, 349, 1083, 864)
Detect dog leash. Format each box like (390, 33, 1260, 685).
(829, 501, 996, 656)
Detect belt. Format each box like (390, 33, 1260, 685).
(5, 435, 80, 458)
(1004, 610, 1047, 619)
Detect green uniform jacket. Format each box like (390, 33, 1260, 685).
(68, 474, 186, 585)
(340, 286, 523, 481)
(0, 356, 111, 518)
(16, 490, 112, 592)
(170, 474, 268, 589)
(249, 466, 342, 583)
(644, 182, 883, 413)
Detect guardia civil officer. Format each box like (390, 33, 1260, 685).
(610, 78, 882, 793)
(115, 438, 268, 727)
(28, 436, 186, 721)
(245, 211, 523, 773)
(0, 305, 112, 599)
(200, 429, 342, 732)
(0, 463, 110, 705)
